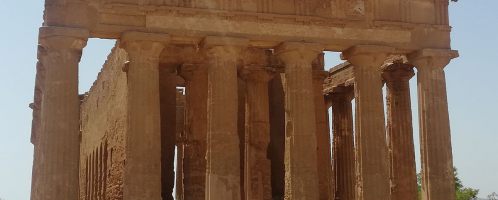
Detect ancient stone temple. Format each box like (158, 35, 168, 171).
(29, 0, 458, 199)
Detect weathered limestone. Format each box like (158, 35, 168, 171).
(330, 87, 356, 200)
(203, 36, 248, 200)
(120, 32, 168, 200)
(31, 26, 88, 200)
(409, 49, 459, 200)
(312, 54, 334, 200)
(342, 45, 393, 200)
(32, 0, 460, 198)
(240, 51, 274, 200)
(276, 42, 322, 200)
(179, 64, 208, 200)
(383, 63, 418, 200)
(159, 64, 178, 200)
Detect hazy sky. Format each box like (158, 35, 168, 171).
(1, 1, 497, 199)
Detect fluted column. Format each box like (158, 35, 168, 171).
(159, 64, 178, 200)
(342, 45, 393, 200)
(120, 32, 168, 200)
(203, 36, 248, 200)
(312, 56, 334, 200)
(331, 87, 355, 200)
(241, 64, 274, 200)
(409, 49, 458, 200)
(383, 63, 417, 200)
(32, 26, 88, 200)
(276, 42, 322, 200)
(179, 64, 208, 200)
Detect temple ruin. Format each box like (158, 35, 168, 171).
(30, 0, 459, 199)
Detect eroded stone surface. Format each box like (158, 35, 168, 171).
(31, 1, 458, 199)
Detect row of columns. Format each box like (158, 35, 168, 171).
(32, 26, 457, 200)
(329, 47, 458, 200)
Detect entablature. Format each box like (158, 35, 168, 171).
(42, 0, 454, 52)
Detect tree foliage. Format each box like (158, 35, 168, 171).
(488, 192, 498, 200)
(417, 167, 479, 200)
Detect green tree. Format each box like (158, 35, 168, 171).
(417, 167, 479, 200)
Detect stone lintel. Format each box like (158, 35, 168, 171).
(121, 31, 171, 46)
(201, 36, 250, 48)
(323, 63, 354, 95)
(39, 26, 90, 40)
(341, 45, 395, 60)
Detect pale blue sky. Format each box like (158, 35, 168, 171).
(0, 1, 496, 199)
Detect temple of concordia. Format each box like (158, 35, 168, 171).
(29, 0, 459, 199)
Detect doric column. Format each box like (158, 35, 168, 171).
(409, 49, 459, 200)
(382, 63, 417, 200)
(179, 64, 208, 200)
(120, 32, 168, 200)
(32, 26, 88, 200)
(342, 45, 394, 200)
(330, 87, 355, 200)
(159, 64, 178, 200)
(275, 42, 323, 200)
(312, 54, 334, 200)
(240, 52, 274, 200)
(203, 36, 248, 200)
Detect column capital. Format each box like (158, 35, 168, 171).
(39, 26, 89, 51)
(275, 42, 324, 64)
(341, 45, 395, 68)
(120, 32, 170, 59)
(312, 53, 325, 70)
(312, 70, 329, 81)
(329, 86, 354, 102)
(201, 36, 249, 59)
(178, 64, 206, 81)
(242, 48, 271, 66)
(382, 63, 415, 82)
(239, 66, 276, 83)
(408, 49, 459, 71)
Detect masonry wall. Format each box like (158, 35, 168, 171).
(79, 44, 128, 200)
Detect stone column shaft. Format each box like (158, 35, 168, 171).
(276, 42, 322, 200)
(331, 88, 355, 200)
(180, 64, 208, 200)
(409, 50, 458, 200)
(313, 67, 334, 200)
(242, 67, 273, 200)
(204, 37, 248, 200)
(159, 65, 178, 200)
(32, 27, 88, 200)
(121, 32, 168, 200)
(383, 64, 417, 200)
(342, 45, 393, 200)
